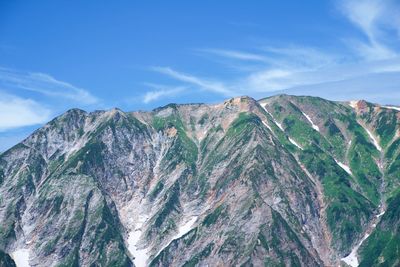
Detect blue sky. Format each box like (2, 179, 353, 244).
(1, 0, 400, 151)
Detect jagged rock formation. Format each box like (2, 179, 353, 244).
(0, 95, 399, 267)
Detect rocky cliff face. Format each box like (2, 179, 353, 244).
(0, 95, 399, 267)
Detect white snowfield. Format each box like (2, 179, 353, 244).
(341, 224, 375, 267)
(302, 112, 320, 132)
(334, 159, 352, 175)
(261, 104, 284, 131)
(364, 127, 382, 152)
(341, 209, 386, 267)
(154, 216, 198, 261)
(349, 101, 390, 152)
(261, 120, 273, 132)
(11, 248, 30, 267)
(341, 249, 359, 267)
(384, 106, 400, 111)
(172, 216, 198, 241)
(274, 120, 284, 132)
(261, 103, 303, 150)
(289, 137, 303, 150)
(127, 215, 150, 267)
(376, 210, 385, 218)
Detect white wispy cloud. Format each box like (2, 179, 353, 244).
(245, 57, 400, 92)
(261, 46, 341, 69)
(197, 48, 268, 62)
(142, 84, 186, 103)
(0, 91, 51, 132)
(284, 71, 400, 105)
(0, 67, 98, 105)
(150, 0, 400, 104)
(152, 66, 235, 96)
(338, 0, 399, 60)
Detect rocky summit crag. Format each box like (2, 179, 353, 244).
(0, 95, 399, 267)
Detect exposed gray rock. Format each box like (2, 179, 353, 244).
(0, 95, 399, 267)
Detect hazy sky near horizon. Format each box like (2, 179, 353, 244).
(1, 0, 400, 151)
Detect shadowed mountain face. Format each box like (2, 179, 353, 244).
(0, 95, 399, 267)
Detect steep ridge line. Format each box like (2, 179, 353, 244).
(2, 95, 399, 266)
(290, 152, 332, 265)
(252, 102, 333, 264)
(258, 103, 333, 265)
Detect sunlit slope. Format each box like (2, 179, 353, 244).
(0, 95, 399, 266)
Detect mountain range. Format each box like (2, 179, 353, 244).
(0, 94, 399, 267)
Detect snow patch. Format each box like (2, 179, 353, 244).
(384, 106, 400, 111)
(261, 104, 284, 131)
(261, 121, 273, 132)
(288, 137, 303, 150)
(341, 250, 358, 267)
(11, 248, 30, 267)
(377, 160, 384, 170)
(349, 101, 358, 109)
(364, 127, 382, 152)
(274, 120, 284, 131)
(65, 137, 87, 159)
(173, 216, 198, 240)
(127, 215, 150, 267)
(335, 159, 352, 175)
(302, 112, 320, 132)
(154, 216, 198, 260)
(341, 209, 386, 267)
(273, 196, 282, 205)
(341, 227, 375, 267)
(376, 210, 385, 218)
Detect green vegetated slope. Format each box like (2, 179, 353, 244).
(0, 95, 399, 266)
(357, 103, 400, 267)
(261, 96, 400, 265)
(359, 190, 400, 267)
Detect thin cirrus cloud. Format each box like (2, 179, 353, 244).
(0, 67, 99, 133)
(150, 0, 400, 104)
(142, 84, 186, 104)
(0, 67, 99, 105)
(196, 48, 268, 62)
(338, 0, 399, 60)
(0, 91, 51, 132)
(151, 66, 236, 96)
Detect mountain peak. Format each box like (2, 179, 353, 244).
(348, 99, 373, 114)
(1, 94, 399, 267)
